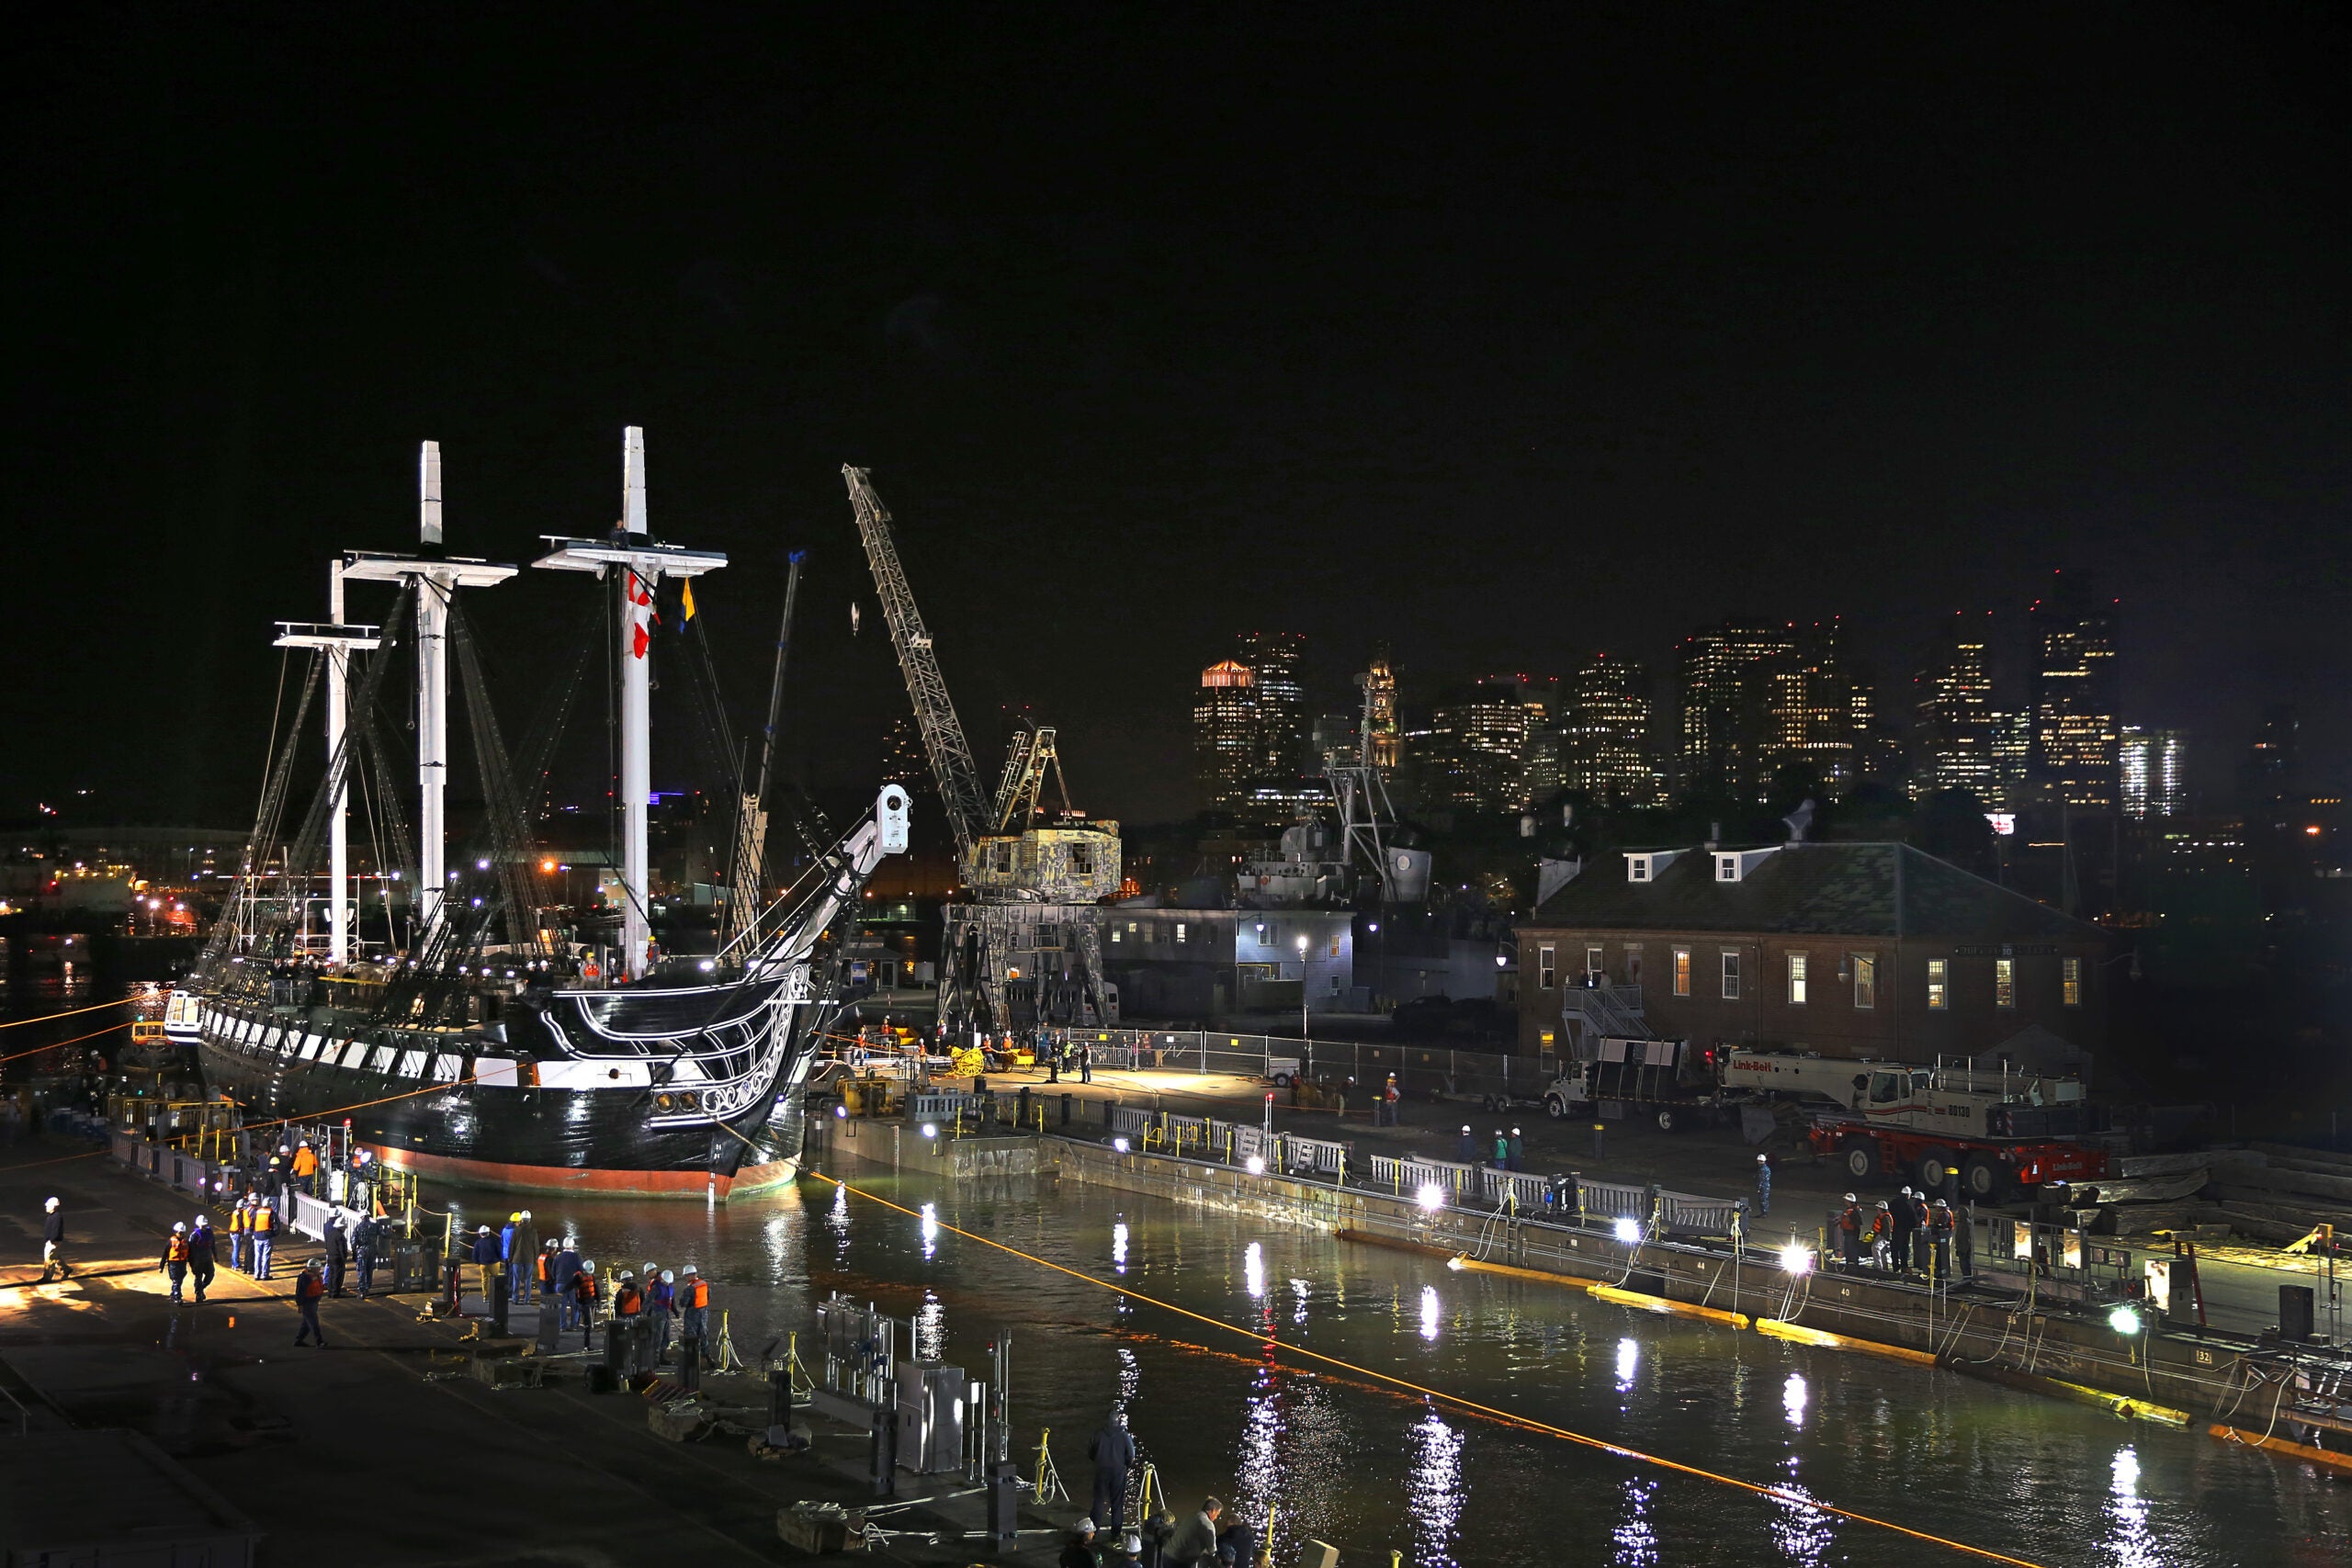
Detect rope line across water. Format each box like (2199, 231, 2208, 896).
(808, 1171, 2051, 1568)
(0, 998, 139, 1031)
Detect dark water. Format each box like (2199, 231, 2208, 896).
(0, 933, 170, 1076)
(441, 1164, 2349, 1567)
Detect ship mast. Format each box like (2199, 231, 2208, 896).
(534, 427, 727, 980)
(342, 441, 517, 946)
(272, 560, 379, 964)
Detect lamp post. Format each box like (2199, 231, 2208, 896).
(1295, 933, 1310, 1047)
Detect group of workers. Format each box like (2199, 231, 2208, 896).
(1070, 1412, 1265, 1568)
(1838, 1187, 1973, 1280)
(1454, 1125, 1527, 1171)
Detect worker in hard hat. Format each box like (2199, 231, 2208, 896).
(1754, 1153, 1772, 1216)
(647, 1269, 678, 1365)
(1838, 1193, 1863, 1269)
(1058, 1517, 1099, 1568)
(1457, 1125, 1476, 1163)
(161, 1222, 192, 1305)
(1929, 1199, 1956, 1282)
(187, 1213, 216, 1303)
(290, 1139, 319, 1197)
(40, 1196, 67, 1282)
(1870, 1201, 1894, 1271)
(293, 1258, 328, 1348)
(511, 1211, 540, 1300)
(469, 1224, 502, 1310)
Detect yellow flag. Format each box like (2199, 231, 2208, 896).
(682, 579, 696, 622)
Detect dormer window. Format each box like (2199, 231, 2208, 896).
(1713, 846, 1782, 883)
(1717, 854, 1738, 882)
(1623, 848, 1681, 884)
(1630, 855, 1651, 883)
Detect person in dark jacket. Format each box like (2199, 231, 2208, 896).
(187, 1215, 217, 1303)
(552, 1241, 583, 1328)
(352, 1214, 383, 1299)
(1910, 1190, 1933, 1273)
(468, 1224, 501, 1311)
(323, 1213, 351, 1298)
(647, 1269, 677, 1363)
(1455, 1125, 1476, 1163)
(1889, 1187, 1916, 1275)
(293, 1258, 328, 1348)
(1215, 1519, 1259, 1567)
(1955, 1199, 1977, 1281)
(1089, 1411, 1137, 1533)
(40, 1196, 66, 1282)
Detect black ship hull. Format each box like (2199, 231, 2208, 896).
(178, 968, 824, 1199)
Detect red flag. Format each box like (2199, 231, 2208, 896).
(631, 621, 650, 660)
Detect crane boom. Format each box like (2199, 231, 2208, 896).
(842, 466, 990, 856)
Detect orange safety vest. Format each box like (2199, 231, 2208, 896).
(576, 1273, 598, 1301)
(165, 1235, 189, 1263)
(685, 1278, 708, 1310)
(229, 1208, 248, 1235)
(616, 1287, 642, 1317)
(537, 1254, 550, 1283)
(254, 1206, 275, 1234)
(292, 1148, 317, 1177)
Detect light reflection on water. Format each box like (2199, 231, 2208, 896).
(919, 1201, 938, 1259)
(1408, 1407, 1464, 1568)
(1611, 1478, 1659, 1566)
(2105, 1447, 2159, 1568)
(1782, 1372, 1806, 1427)
(1244, 1241, 1264, 1300)
(1615, 1336, 1640, 1393)
(1419, 1285, 1441, 1341)
(1769, 1459, 1835, 1566)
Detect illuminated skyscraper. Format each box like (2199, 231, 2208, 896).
(1234, 630, 1306, 774)
(2029, 572, 2120, 810)
(1361, 648, 1401, 771)
(1422, 677, 1537, 815)
(1193, 660, 1257, 810)
(1914, 612, 1997, 797)
(1677, 621, 1797, 801)
(1559, 654, 1657, 805)
(2119, 727, 2186, 818)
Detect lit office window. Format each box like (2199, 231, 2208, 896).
(1996, 958, 2016, 1009)
(1927, 958, 1948, 1010)
(2062, 956, 2081, 1008)
(1854, 954, 1876, 1010)
(1673, 947, 1690, 997)
(1787, 952, 1808, 1005)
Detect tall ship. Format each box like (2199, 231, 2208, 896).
(166, 432, 909, 1198)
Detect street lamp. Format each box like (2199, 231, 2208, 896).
(1295, 933, 1310, 1046)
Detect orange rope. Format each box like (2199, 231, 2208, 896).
(0, 998, 139, 1031)
(809, 1172, 2051, 1568)
(0, 1020, 133, 1068)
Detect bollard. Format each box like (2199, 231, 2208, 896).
(766, 1364, 793, 1446)
(1060, 1092, 1073, 1128)
(870, 1404, 899, 1495)
(988, 1458, 1020, 1554)
(1017, 1087, 1032, 1127)
(491, 1262, 510, 1337)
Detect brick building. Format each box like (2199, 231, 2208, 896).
(1514, 841, 2109, 1071)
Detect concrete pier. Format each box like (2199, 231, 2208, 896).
(0, 1135, 1094, 1563)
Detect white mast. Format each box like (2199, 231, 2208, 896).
(343, 441, 516, 951)
(533, 426, 726, 981)
(275, 565, 379, 965)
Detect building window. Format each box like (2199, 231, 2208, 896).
(1721, 952, 1742, 1000)
(1672, 947, 1690, 997)
(2062, 956, 2081, 1008)
(1110, 927, 1122, 944)
(1787, 952, 1807, 1005)
(1538, 945, 1556, 990)
(1854, 954, 1876, 1010)
(1995, 957, 2016, 1009)
(1717, 856, 1738, 882)
(1585, 945, 1604, 983)
(1927, 958, 1947, 1010)
(1175, 922, 1188, 944)
(1629, 856, 1650, 882)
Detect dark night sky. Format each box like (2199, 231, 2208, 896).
(6, 6, 2346, 831)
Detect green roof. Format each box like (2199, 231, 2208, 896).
(1524, 842, 2100, 942)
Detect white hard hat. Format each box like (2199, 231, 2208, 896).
(620, 1270, 636, 1281)
(660, 1269, 674, 1283)
(1125, 1536, 1142, 1554)
(1845, 1192, 1857, 1201)
(581, 1258, 595, 1269)
(45, 1197, 60, 1211)
(478, 1224, 492, 1234)
(1462, 1125, 1470, 1134)
(1077, 1518, 1096, 1535)
(194, 1214, 206, 1226)
(681, 1262, 697, 1274)
(1512, 1126, 1521, 1134)
(1900, 1186, 1913, 1196)
(1757, 1154, 1769, 1163)
(173, 1221, 187, 1232)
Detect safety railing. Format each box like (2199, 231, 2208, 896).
(1576, 1179, 1650, 1221)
